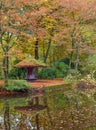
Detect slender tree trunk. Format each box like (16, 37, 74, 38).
(0, 1, 3, 39)
(4, 43, 9, 86)
(1, 50, 5, 80)
(34, 38, 39, 77)
(75, 41, 79, 71)
(68, 26, 75, 72)
(5, 52, 9, 82)
(0, 32, 14, 86)
(44, 38, 51, 63)
(52, 48, 55, 64)
(43, 41, 45, 61)
(68, 38, 75, 72)
(69, 51, 74, 70)
(35, 38, 39, 60)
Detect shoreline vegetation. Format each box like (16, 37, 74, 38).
(0, 78, 95, 96)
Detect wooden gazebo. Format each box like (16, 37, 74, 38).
(15, 58, 46, 81)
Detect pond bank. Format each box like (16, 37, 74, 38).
(0, 79, 65, 96)
(0, 79, 65, 87)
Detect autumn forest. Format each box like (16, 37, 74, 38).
(0, 0, 96, 130)
(0, 0, 96, 82)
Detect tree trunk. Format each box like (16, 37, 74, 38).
(5, 44, 9, 85)
(34, 38, 39, 77)
(68, 37, 75, 72)
(69, 51, 74, 70)
(68, 26, 75, 71)
(75, 41, 79, 71)
(3, 43, 9, 86)
(0, 32, 14, 86)
(35, 38, 39, 60)
(44, 38, 51, 63)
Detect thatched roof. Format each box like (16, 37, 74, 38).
(14, 58, 46, 68)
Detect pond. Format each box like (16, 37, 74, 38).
(0, 85, 96, 130)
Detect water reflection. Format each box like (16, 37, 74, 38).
(4, 102, 10, 130)
(0, 89, 96, 130)
(15, 95, 48, 130)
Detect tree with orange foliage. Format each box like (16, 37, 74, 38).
(0, 0, 49, 83)
(50, 0, 96, 71)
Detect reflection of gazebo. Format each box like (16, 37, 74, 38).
(15, 95, 47, 112)
(15, 96, 47, 130)
(15, 58, 46, 81)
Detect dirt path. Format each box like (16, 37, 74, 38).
(0, 79, 65, 88)
(29, 79, 65, 88)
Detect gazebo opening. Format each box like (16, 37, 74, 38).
(25, 67, 36, 81)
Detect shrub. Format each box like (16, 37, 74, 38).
(64, 69, 81, 84)
(39, 61, 68, 79)
(9, 68, 26, 79)
(3, 80, 31, 91)
(54, 62, 68, 77)
(8, 59, 26, 79)
(39, 68, 55, 79)
(55, 69, 64, 78)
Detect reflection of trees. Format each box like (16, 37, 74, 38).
(1, 94, 53, 130)
(2, 91, 96, 130)
(65, 93, 96, 130)
(36, 114, 39, 130)
(15, 94, 52, 130)
(43, 94, 53, 126)
(4, 102, 10, 130)
(66, 96, 75, 130)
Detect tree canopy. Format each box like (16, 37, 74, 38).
(0, 0, 96, 80)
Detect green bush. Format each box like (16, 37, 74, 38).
(39, 68, 55, 79)
(54, 61, 68, 77)
(3, 80, 31, 91)
(39, 61, 68, 79)
(8, 59, 26, 79)
(9, 68, 26, 79)
(55, 69, 63, 78)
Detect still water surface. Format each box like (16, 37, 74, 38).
(0, 86, 96, 130)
